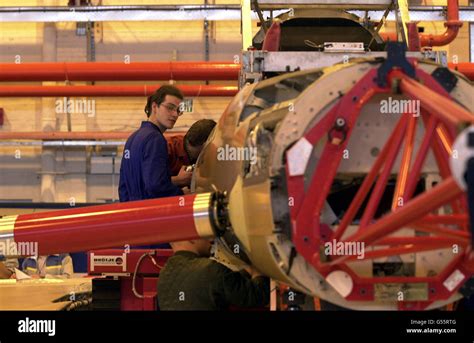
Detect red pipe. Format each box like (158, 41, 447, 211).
(419, 22, 461, 47)
(0, 193, 215, 255)
(0, 84, 238, 97)
(0, 61, 240, 82)
(0, 132, 186, 140)
(380, 0, 463, 47)
(419, 0, 463, 47)
(379, 32, 398, 42)
(448, 62, 474, 80)
(0, 61, 472, 84)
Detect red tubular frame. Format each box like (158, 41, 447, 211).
(333, 117, 407, 241)
(392, 115, 417, 210)
(288, 70, 383, 263)
(411, 222, 470, 240)
(398, 75, 474, 125)
(358, 115, 407, 229)
(285, 60, 473, 308)
(334, 177, 463, 264)
(415, 214, 468, 226)
(403, 115, 438, 201)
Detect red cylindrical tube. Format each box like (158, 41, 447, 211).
(381, 0, 462, 47)
(0, 84, 238, 97)
(0, 193, 215, 255)
(0, 62, 240, 82)
(0, 131, 189, 140)
(448, 62, 474, 81)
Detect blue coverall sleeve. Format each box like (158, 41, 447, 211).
(118, 162, 130, 202)
(142, 135, 183, 198)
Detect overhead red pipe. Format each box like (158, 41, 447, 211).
(0, 61, 472, 84)
(419, 0, 463, 47)
(0, 61, 240, 82)
(0, 84, 238, 97)
(0, 131, 185, 140)
(380, 0, 463, 47)
(379, 31, 398, 42)
(0, 193, 216, 255)
(448, 62, 474, 80)
(419, 22, 461, 47)
(0, 132, 129, 140)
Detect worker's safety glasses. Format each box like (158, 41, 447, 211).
(160, 102, 183, 116)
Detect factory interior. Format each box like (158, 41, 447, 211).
(0, 0, 474, 330)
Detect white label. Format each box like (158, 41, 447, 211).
(287, 137, 313, 176)
(443, 269, 465, 292)
(324, 42, 364, 53)
(90, 253, 127, 272)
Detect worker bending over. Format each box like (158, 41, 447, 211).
(158, 239, 270, 310)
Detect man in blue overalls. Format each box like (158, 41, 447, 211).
(22, 254, 74, 279)
(119, 85, 185, 201)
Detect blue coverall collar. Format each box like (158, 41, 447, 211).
(141, 121, 164, 133)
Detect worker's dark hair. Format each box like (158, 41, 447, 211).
(144, 85, 184, 117)
(184, 119, 217, 147)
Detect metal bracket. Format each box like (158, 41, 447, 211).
(431, 67, 458, 93)
(376, 42, 416, 87)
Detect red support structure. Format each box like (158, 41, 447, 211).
(397, 74, 474, 125)
(335, 177, 463, 262)
(403, 115, 438, 201)
(376, 236, 468, 247)
(333, 117, 407, 241)
(288, 69, 385, 269)
(411, 222, 470, 239)
(416, 214, 469, 226)
(392, 115, 417, 210)
(333, 240, 463, 265)
(285, 58, 473, 307)
(358, 115, 407, 229)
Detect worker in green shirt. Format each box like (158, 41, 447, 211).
(157, 239, 270, 311)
